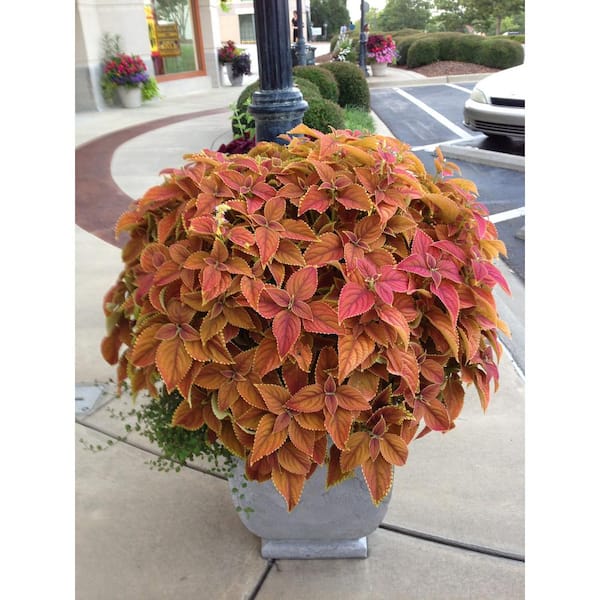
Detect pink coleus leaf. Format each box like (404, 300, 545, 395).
(272, 311, 301, 358)
(286, 267, 318, 301)
(338, 282, 376, 322)
(431, 280, 460, 324)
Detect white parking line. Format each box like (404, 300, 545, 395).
(489, 206, 525, 223)
(393, 87, 473, 140)
(446, 83, 473, 94)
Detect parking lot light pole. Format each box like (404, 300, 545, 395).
(249, 0, 308, 142)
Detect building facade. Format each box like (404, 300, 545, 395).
(75, 0, 311, 112)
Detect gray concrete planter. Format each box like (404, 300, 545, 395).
(229, 457, 391, 559)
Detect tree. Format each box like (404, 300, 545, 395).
(465, 0, 523, 35)
(432, 0, 469, 32)
(155, 0, 190, 39)
(310, 0, 351, 39)
(433, 0, 524, 35)
(378, 0, 432, 31)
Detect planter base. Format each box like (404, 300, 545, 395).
(261, 537, 367, 559)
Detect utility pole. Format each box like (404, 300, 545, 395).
(249, 0, 308, 142)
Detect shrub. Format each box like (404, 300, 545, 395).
(407, 37, 440, 68)
(448, 34, 484, 63)
(303, 95, 345, 132)
(476, 38, 524, 69)
(394, 33, 427, 65)
(431, 32, 465, 61)
(233, 77, 343, 135)
(319, 62, 370, 110)
(293, 65, 340, 102)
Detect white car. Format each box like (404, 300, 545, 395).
(463, 64, 525, 140)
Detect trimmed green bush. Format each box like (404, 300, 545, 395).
(431, 32, 465, 61)
(407, 37, 440, 68)
(318, 62, 370, 110)
(450, 34, 485, 63)
(303, 95, 346, 132)
(233, 77, 344, 136)
(293, 65, 339, 103)
(476, 38, 524, 69)
(395, 33, 428, 65)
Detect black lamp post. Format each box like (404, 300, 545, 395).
(249, 0, 308, 142)
(295, 0, 307, 66)
(358, 1, 369, 77)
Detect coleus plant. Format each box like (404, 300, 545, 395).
(102, 125, 510, 511)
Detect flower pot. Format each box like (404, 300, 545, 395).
(228, 457, 391, 559)
(371, 62, 388, 77)
(225, 63, 244, 87)
(117, 86, 143, 108)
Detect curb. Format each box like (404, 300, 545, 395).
(437, 143, 525, 172)
(367, 72, 490, 89)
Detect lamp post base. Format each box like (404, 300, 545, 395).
(249, 88, 308, 143)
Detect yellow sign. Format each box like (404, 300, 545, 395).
(157, 23, 181, 57)
(144, 6, 159, 56)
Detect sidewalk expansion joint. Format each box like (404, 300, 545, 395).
(246, 559, 276, 600)
(379, 523, 524, 562)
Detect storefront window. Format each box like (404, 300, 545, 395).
(145, 0, 204, 78)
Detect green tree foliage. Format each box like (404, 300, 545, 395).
(310, 0, 351, 39)
(433, 0, 524, 35)
(378, 0, 431, 31)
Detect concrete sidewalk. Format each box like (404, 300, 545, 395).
(75, 57, 524, 599)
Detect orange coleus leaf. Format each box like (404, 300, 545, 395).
(254, 336, 282, 377)
(422, 192, 460, 222)
(336, 183, 373, 212)
(326, 444, 355, 488)
(335, 385, 371, 412)
(155, 336, 193, 392)
(298, 184, 331, 215)
(303, 301, 345, 335)
(274, 239, 305, 266)
(272, 311, 302, 358)
(281, 219, 319, 241)
(379, 433, 409, 466)
(304, 232, 344, 266)
(286, 384, 324, 413)
(219, 419, 246, 457)
(277, 441, 312, 475)
(338, 333, 375, 381)
(385, 345, 419, 395)
(425, 307, 460, 360)
(340, 431, 371, 472)
(420, 358, 445, 384)
(240, 276, 264, 311)
(443, 373, 465, 421)
(324, 407, 353, 450)
(171, 397, 205, 431)
(255, 226, 280, 265)
(130, 323, 163, 367)
(254, 383, 290, 415)
(250, 413, 288, 466)
(288, 420, 316, 456)
(361, 454, 394, 506)
(271, 466, 306, 512)
(375, 304, 410, 348)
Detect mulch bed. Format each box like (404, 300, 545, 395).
(315, 53, 499, 77)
